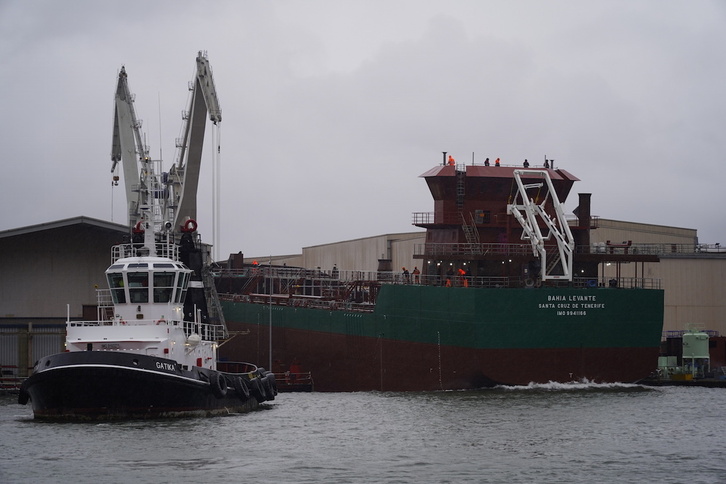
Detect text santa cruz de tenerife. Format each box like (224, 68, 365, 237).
(538, 295, 606, 316)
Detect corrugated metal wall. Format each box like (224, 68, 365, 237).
(0, 328, 18, 368)
(32, 328, 65, 362)
(0, 326, 64, 376)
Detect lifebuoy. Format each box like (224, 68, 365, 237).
(182, 219, 198, 233)
(234, 376, 250, 400)
(156, 319, 166, 325)
(210, 372, 227, 398)
(133, 221, 145, 233)
(587, 279, 597, 288)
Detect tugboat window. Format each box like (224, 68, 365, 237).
(175, 271, 190, 303)
(127, 272, 149, 303)
(107, 273, 126, 303)
(154, 272, 175, 303)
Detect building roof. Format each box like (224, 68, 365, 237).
(0, 216, 128, 240)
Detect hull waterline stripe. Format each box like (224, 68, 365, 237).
(34, 364, 210, 386)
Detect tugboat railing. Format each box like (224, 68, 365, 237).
(68, 318, 227, 341)
(112, 242, 180, 262)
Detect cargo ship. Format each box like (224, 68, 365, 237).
(216, 155, 664, 391)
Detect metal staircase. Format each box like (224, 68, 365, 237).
(461, 212, 482, 254)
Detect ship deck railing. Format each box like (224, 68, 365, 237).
(413, 242, 726, 258)
(412, 211, 601, 228)
(217, 273, 661, 312)
(68, 318, 228, 341)
(216, 267, 662, 290)
(230, 292, 378, 313)
(111, 242, 181, 262)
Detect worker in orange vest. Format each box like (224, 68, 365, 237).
(448, 155, 455, 166)
(458, 268, 468, 287)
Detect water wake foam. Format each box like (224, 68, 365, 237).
(494, 379, 644, 391)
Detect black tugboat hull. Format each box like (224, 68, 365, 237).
(20, 351, 273, 421)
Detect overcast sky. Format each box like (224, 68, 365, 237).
(1, 0, 724, 259)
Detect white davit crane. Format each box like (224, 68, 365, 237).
(507, 169, 575, 282)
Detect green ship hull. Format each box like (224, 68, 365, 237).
(220, 285, 664, 391)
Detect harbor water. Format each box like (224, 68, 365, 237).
(2, 383, 725, 483)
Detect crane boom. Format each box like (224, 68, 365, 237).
(168, 51, 222, 232)
(111, 66, 149, 228)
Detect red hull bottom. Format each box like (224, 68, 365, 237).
(221, 322, 659, 392)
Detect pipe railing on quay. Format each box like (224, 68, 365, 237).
(663, 329, 720, 339)
(0, 365, 25, 392)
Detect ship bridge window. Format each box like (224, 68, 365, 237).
(175, 271, 190, 303)
(127, 272, 149, 303)
(107, 273, 126, 304)
(154, 272, 176, 303)
(154, 263, 175, 268)
(110, 264, 124, 269)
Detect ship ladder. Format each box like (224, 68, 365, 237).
(455, 166, 465, 208)
(545, 247, 562, 276)
(461, 213, 482, 255)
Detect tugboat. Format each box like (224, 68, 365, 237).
(18, 53, 276, 420)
